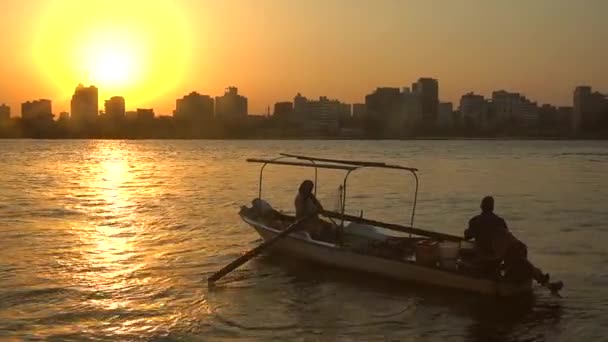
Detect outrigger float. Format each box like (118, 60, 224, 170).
(213, 153, 535, 296)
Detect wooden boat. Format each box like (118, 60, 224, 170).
(238, 153, 533, 296)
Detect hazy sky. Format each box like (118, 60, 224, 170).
(1, 0, 607, 115)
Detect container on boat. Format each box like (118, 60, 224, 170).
(415, 240, 439, 266)
(438, 242, 460, 270)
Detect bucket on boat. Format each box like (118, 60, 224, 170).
(438, 242, 460, 270)
(415, 240, 439, 267)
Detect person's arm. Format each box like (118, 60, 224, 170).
(500, 218, 509, 232)
(464, 218, 477, 240)
(295, 195, 304, 219)
(310, 194, 324, 211)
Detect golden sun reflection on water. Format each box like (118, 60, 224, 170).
(90, 148, 135, 265)
(70, 146, 145, 310)
(61, 143, 184, 336)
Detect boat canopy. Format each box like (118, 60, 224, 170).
(247, 153, 420, 228)
(279, 153, 419, 172)
(247, 158, 358, 171)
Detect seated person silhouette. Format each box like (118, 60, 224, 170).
(465, 196, 563, 294)
(295, 180, 337, 242)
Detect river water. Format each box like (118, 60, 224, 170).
(0, 140, 606, 341)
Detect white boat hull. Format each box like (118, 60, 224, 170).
(241, 214, 532, 296)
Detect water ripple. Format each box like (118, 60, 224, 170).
(0, 140, 606, 340)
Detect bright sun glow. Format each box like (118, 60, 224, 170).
(75, 29, 146, 92)
(33, 0, 191, 108)
(88, 47, 137, 88)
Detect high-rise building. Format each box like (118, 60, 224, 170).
(491, 90, 539, 127)
(437, 102, 454, 127)
(365, 87, 400, 135)
(292, 94, 348, 133)
(215, 87, 247, 120)
(104, 96, 126, 119)
(352, 103, 367, 121)
(538, 104, 571, 130)
(0, 104, 10, 121)
(136, 108, 155, 120)
(58, 112, 70, 122)
(71, 84, 98, 124)
(174, 91, 214, 121)
(365, 87, 422, 136)
(308, 96, 345, 131)
(573, 86, 608, 133)
(293, 93, 308, 117)
(459, 93, 487, 128)
(365, 87, 402, 118)
(401, 88, 423, 128)
(491, 90, 518, 123)
(412, 78, 439, 125)
(338, 103, 352, 123)
(518, 99, 540, 127)
(21, 99, 52, 121)
(125, 111, 138, 121)
(273, 102, 293, 119)
(558, 107, 573, 130)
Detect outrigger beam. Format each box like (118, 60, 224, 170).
(321, 210, 464, 242)
(247, 158, 357, 171)
(280, 153, 418, 172)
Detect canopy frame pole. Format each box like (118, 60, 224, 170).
(257, 157, 319, 202)
(410, 170, 419, 227)
(252, 154, 420, 229)
(313, 160, 318, 196)
(258, 156, 284, 200)
(340, 170, 353, 229)
(279, 153, 420, 227)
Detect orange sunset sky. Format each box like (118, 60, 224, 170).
(0, 0, 606, 115)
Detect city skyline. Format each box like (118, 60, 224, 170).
(2, 76, 606, 139)
(0, 0, 606, 115)
(1, 80, 604, 118)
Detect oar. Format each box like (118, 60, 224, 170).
(207, 215, 313, 285)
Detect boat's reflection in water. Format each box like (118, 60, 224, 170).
(249, 253, 563, 341)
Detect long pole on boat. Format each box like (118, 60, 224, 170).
(321, 210, 464, 242)
(207, 216, 313, 285)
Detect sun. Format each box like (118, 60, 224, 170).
(33, 0, 191, 108)
(76, 30, 145, 92)
(89, 49, 134, 87)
